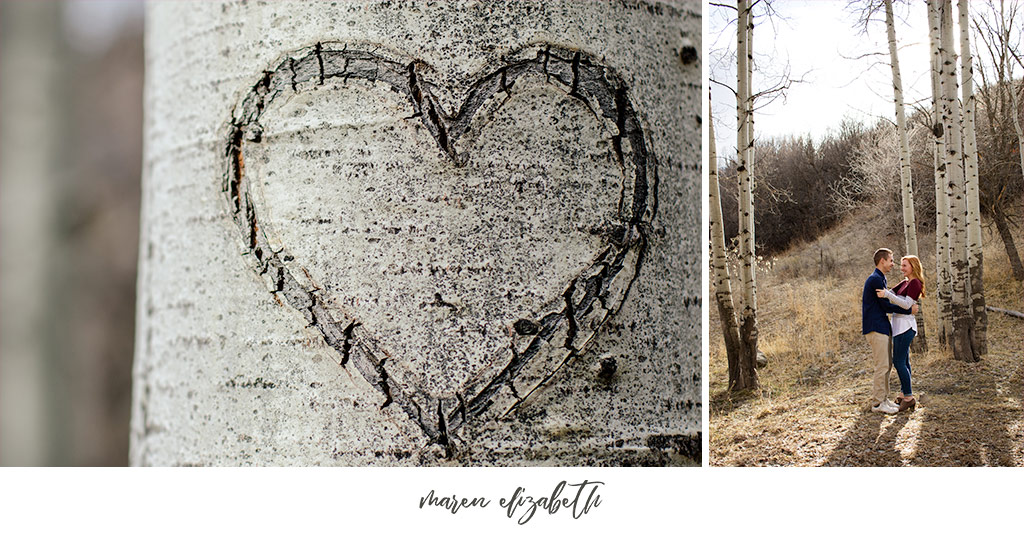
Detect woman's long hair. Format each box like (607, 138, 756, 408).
(902, 255, 926, 297)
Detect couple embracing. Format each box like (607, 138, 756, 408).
(862, 247, 926, 415)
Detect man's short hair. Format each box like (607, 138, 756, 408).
(873, 248, 893, 266)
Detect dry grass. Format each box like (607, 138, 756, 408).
(709, 207, 1024, 466)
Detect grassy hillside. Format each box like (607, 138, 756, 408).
(709, 206, 1024, 466)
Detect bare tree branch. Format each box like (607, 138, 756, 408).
(710, 77, 739, 96)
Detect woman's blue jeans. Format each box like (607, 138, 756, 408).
(892, 329, 916, 396)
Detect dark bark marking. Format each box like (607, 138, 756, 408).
(288, 58, 298, 91)
(315, 42, 325, 85)
(431, 292, 458, 313)
(598, 357, 617, 380)
(340, 321, 360, 366)
(436, 400, 452, 458)
(377, 358, 393, 409)
(563, 281, 579, 351)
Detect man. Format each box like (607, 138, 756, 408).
(862, 248, 918, 414)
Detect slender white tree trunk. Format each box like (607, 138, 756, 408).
(885, 0, 918, 257)
(733, 0, 758, 391)
(132, 1, 701, 466)
(939, 0, 979, 362)
(885, 0, 927, 351)
(959, 0, 987, 355)
(928, 0, 954, 345)
(708, 96, 742, 390)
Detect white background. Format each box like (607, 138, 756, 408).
(0, 468, 1019, 535)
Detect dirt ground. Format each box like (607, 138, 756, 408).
(709, 212, 1024, 466)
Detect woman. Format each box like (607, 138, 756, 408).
(876, 255, 925, 412)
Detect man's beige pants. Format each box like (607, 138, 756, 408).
(865, 331, 892, 406)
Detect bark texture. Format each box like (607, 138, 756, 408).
(733, 0, 759, 391)
(885, 0, 918, 258)
(708, 97, 742, 390)
(885, 0, 927, 352)
(928, 0, 954, 344)
(993, 207, 1024, 281)
(132, 0, 701, 466)
(958, 0, 987, 355)
(939, 0, 979, 362)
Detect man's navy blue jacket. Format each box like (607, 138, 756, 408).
(862, 268, 913, 335)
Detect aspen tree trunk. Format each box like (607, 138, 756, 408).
(131, 1, 702, 466)
(708, 98, 742, 390)
(884, 0, 926, 352)
(959, 0, 987, 355)
(993, 207, 1024, 281)
(885, 0, 919, 257)
(939, 0, 979, 362)
(733, 0, 758, 391)
(928, 0, 954, 345)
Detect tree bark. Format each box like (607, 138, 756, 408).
(992, 206, 1024, 281)
(1011, 66, 1024, 199)
(986, 305, 1024, 319)
(734, 0, 759, 391)
(708, 96, 743, 391)
(959, 0, 987, 355)
(939, 0, 979, 362)
(885, 0, 919, 258)
(928, 0, 954, 345)
(131, 1, 701, 466)
(885, 0, 927, 352)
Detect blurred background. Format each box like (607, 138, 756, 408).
(1, 0, 143, 466)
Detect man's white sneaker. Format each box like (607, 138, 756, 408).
(884, 400, 901, 413)
(871, 401, 898, 414)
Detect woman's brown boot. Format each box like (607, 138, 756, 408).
(898, 397, 916, 412)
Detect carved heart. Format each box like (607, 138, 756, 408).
(224, 43, 657, 447)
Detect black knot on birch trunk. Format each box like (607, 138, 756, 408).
(598, 357, 618, 380)
(679, 45, 698, 66)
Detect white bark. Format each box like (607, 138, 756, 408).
(959, 0, 982, 257)
(736, 0, 753, 318)
(929, 0, 954, 343)
(132, 1, 701, 466)
(708, 96, 742, 388)
(959, 0, 987, 354)
(939, 0, 978, 361)
(743, 2, 756, 318)
(885, 0, 918, 257)
(732, 0, 759, 391)
(709, 100, 735, 317)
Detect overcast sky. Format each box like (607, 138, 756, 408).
(709, 0, 944, 160)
